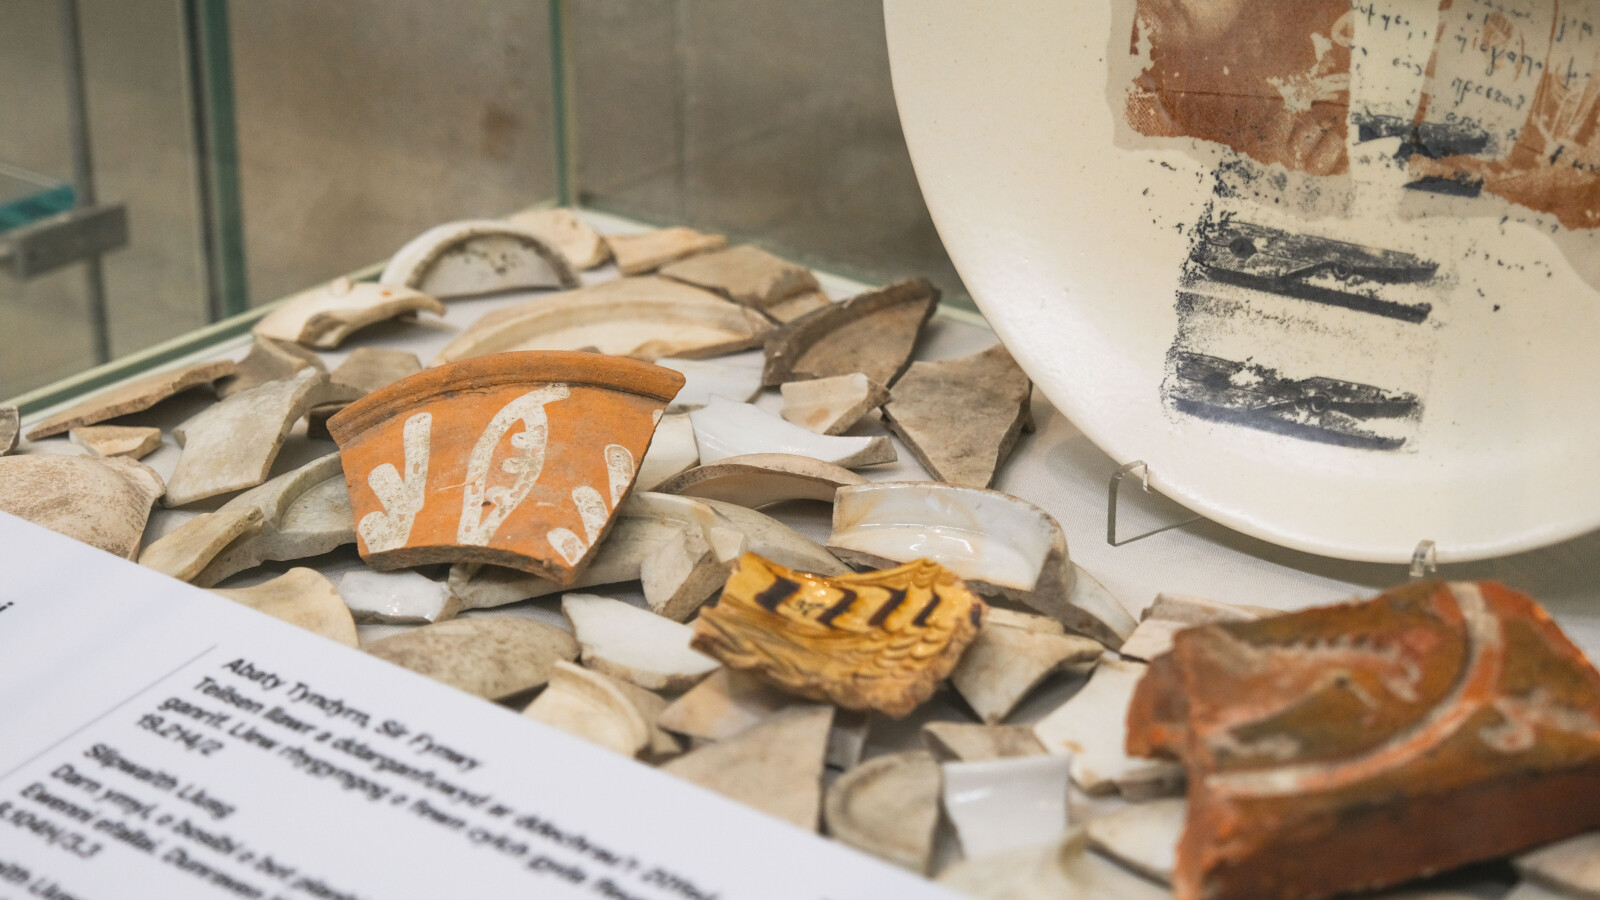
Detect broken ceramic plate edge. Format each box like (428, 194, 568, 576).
(379, 219, 579, 297)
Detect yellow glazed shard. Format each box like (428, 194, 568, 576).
(692, 553, 986, 717)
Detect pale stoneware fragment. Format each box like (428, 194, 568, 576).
(985, 608, 1066, 635)
(604, 677, 683, 763)
(640, 525, 730, 622)
(331, 348, 424, 394)
(1085, 797, 1184, 885)
(937, 830, 1169, 900)
(636, 411, 699, 491)
(655, 453, 866, 509)
(824, 751, 942, 874)
(1519, 830, 1600, 899)
(0, 406, 18, 455)
(658, 244, 820, 310)
(140, 505, 266, 583)
(68, 424, 162, 460)
(696, 497, 850, 575)
(217, 337, 325, 399)
(504, 207, 610, 269)
(951, 624, 1103, 724)
(830, 482, 1136, 646)
(365, 616, 578, 701)
(379, 219, 579, 297)
(883, 344, 1033, 489)
(761, 278, 938, 387)
(657, 356, 764, 411)
(166, 370, 358, 507)
(27, 359, 236, 440)
(779, 372, 890, 435)
(660, 704, 833, 830)
(657, 668, 800, 743)
(253, 276, 445, 349)
(765, 289, 833, 323)
(522, 660, 650, 757)
(562, 593, 720, 692)
(922, 722, 1046, 762)
(338, 568, 459, 625)
(435, 276, 772, 364)
(1118, 592, 1266, 662)
(193, 455, 350, 587)
(210, 567, 357, 647)
(690, 396, 895, 468)
(606, 226, 727, 276)
(942, 754, 1073, 861)
(0, 455, 163, 559)
(1034, 657, 1183, 799)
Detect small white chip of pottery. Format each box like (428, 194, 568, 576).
(1084, 797, 1185, 885)
(950, 624, 1103, 724)
(562, 593, 720, 692)
(68, 424, 163, 460)
(922, 722, 1047, 762)
(941, 753, 1072, 861)
(657, 356, 765, 410)
(339, 569, 459, 625)
(779, 372, 889, 435)
(1033, 657, 1184, 799)
(689, 396, 895, 468)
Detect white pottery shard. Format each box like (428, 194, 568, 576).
(657, 668, 801, 743)
(68, 425, 162, 460)
(210, 567, 357, 647)
(504, 207, 610, 270)
(660, 704, 833, 830)
(195, 455, 351, 587)
(0, 455, 164, 559)
(882, 344, 1033, 489)
(26, 359, 236, 440)
(165, 370, 360, 507)
(365, 616, 578, 701)
(603, 676, 683, 763)
(523, 661, 651, 757)
(779, 372, 890, 436)
(217, 337, 325, 399)
(380, 219, 579, 298)
(829, 482, 1135, 646)
(1117, 593, 1268, 662)
(1084, 797, 1185, 885)
(636, 411, 699, 491)
(951, 624, 1104, 724)
(689, 396, 895, 469)
(0, 406, 19, 454)
(1033, 657, 1184, 800)
(655, 453, 866, 509)
(606, 226, 727, 276)
(824, 751, 942, 874)
(1518, 830, 1600, 899)
(922, 722, 1047, 762)
(434, 276, 772, 364)
(338, 568, 459, 625)
(657, 356, 764, 411)
(658, 244, 820, 310)
(561, 593, 720, 692)
(937, 829, 1170, 900)
(761, 278, 938, 387)
(942, 754, 1073, 861)
(640, 524, 735, 622)
(253, 277, 445, 349)
(765, 290, 834, 324)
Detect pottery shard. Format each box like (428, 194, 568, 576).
(658, 244, 820, 311)
(882, 343, 1032, 489)
(761, 277, 938, 388)
(252, 277, 445, 349)
(217, 337, 325, 399)
(823, 751, 942, 874)
(1518, 829, 1600, 898)
(661, 704, 833, 830)
(327, 351, 682, 580)
(0, 456, 164, 559)
(166, 370, 359, 507)
(563, 592, 721, 692)
(1126, 581, 1600, 900)
(654, 453, 866, 509)
(0, 407, 18, 455)
(779, 373, 889, 436)
(950, 623, 1103, 724)
(26, 359, 236, 440)
(68, 425, 162, 460)
(1119, 593, 1269, 663)
(505, 207, 611, 270)
(1085, 797, 1185, 886)
(210, 568, 357, 647)
(607, 227, 727, 276)
(307, 349, 426, 439)
(763, 289, 833, 324)
(657, 668, 801, 743)
(380, 219, 580, 297)
(365, 616, 578, 701)
(523, 660, 651, 757)
(1035, 656, 1185, 799)
(922, 721, 1046, 762)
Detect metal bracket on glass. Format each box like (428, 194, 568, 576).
(1409, 539, 1438, 580)
(1106, 460, 1205, 547)
(0, 203, 127, 280)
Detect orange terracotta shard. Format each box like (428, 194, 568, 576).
(326, 351, 684, 581)
(1127, 581, 1600, 900)
(692, 553, 987, 718)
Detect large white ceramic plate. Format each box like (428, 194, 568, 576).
(885, 0, 1600, 563)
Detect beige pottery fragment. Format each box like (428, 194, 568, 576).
(657, 668, 801, 743)
(0, 455, 163, 559)
(217, 337, 324, 399)
(636, 411, 699, 491)
(380, 219, 579, 297)
(937, 829, 1169, 900)
(658, 244, 819, 310)
(365, 615, 578, 701)
(922, 722, 1046, 762)
(951, 624, 1103, 724)
(1518, 829, 1600, 899)
(660, 704, 833, 830)
(1084, 797, 1185, 885)
(505, 207, 611, 270)
(606, 227, 727, 276)
(761, 277, 938, 387)
(522, 661, 650, 757)
(779, 372, 890, 436)
(1117, 592, 1266, 662)
(1032, 656, 1184, 800)
(253, 277, 445, 349)
(69, 425, 163, 460)
(562, 593, 719, 692)
(0, 406, 19, 455)
(655, 453, 866, 509)
(689, 396, 896, 469)
(823, 751, 942, 874)
(765, 290, 833, 324)
(882, 343, 1033, 489)
(210, 567, 357, 647)
(26, 359, 235, 440)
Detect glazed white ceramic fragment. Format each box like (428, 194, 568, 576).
(636, 411, 699, 491)
(922, 722, 1046, 762)
(936, 829, 1170, 900)
(942, 753, 1072, 860)
(253, 276, 445, 349)
(1084, 797, 1184, 885)
(656, 356, 764, 411)
(779, 372, 890, 435)
(165, 370, 360, 507)
(338, 568, 458, 625)
(1517, 830, 1600, 899)
(1033, 657, 1184, 799)
(950, 623, 1103, 724)
(883, 343, 1033, 489)
(504, 207, 610, 270)
(0, 406, 18, 455)
(1118, 593, 1269, 662)
(606, 226, 727, 276)
(689, 396, 895, 468)
(561, 593, 720, 692)
(657, 668, 801, 743)
(69, 424, 162, 460)
(523, 660, 651, 758)
(26, 358, 235, 440)
(365, 616, 578, 701)
(829, 482, 1135, 646)
(658, 244, 820, 311)
(434, 276, 772, 364)
(0, 455, 164, 560)
(660, 704, 833, 830)
(210, 567, 357, 647)
(823, 751, 942, 874)
(655, 453, 866, 509)
(380, 219, 578, 298)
